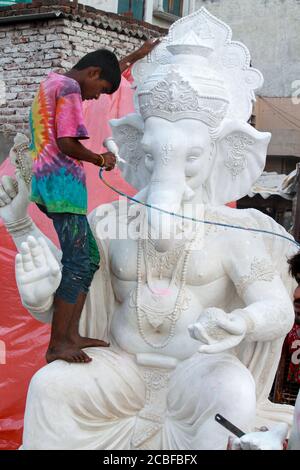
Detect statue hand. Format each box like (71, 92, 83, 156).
(16, 236, 61, 308)
(188, 308, 247, 354)
(0, 171, 30, 224)
(230, 423, 288, 450)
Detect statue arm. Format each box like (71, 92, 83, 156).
(0, 171, 61, 260)
(7, 212, 61, 262)
(14, 236, 62, 324)
(0, 173, 62, 323)
(189, 231, 294, 353)
(7, 214, 61, 325)
(223, 233, 295, 342)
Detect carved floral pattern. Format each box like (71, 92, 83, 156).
(139, 71, 229, 126)
(160, 144, 174, 166)
(131, 367, 172, 449)
(224, 132, 254, 178)
(235, 257, 275, 297)
(118, 125, 144, 170)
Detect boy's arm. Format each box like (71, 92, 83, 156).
(57, 138, 116, 171)
(119, 38, 161, 73)
(55, 80, 116, 170)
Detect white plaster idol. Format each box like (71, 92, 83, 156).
(0, 8, 297, 449)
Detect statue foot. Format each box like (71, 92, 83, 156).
(72, 335, 110, 349)
(46, 341, 92, 364)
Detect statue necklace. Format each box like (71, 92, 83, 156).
(135, 215, 196, 349)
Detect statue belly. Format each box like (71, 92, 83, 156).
(110, 282, 202, 360)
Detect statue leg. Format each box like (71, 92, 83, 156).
(165, 352, 256, 450)
(22, 348, 145, 450)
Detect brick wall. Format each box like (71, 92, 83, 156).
(0, 1, 165, 156)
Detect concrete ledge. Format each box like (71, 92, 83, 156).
(153, 9, 180, 24)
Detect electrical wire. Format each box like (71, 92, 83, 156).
(261, 97, 300, 125)
(99, 169, 300, 249)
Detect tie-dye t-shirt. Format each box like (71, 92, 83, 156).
(30, 72, 89, 214)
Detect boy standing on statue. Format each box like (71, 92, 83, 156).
(30, 49, 120, 364)
(29, 40, 160, 364)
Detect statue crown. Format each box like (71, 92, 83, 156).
(138, 70, 229, 127)
(132, 7, 264, 124)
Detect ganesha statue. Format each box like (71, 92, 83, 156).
(0, 8, 297, 449)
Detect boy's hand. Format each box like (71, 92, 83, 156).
(135, 38, 162, 60)
(57, 138, 116, 170)
(119, 38, 162, 73)
(102, 152, 116, 171)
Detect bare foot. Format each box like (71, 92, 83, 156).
(72, 335, 110, 349)
(46, 341, 92, 364)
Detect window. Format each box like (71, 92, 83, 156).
(0, 0, 32, 5)
(163, 0, 183, 17)
(118, 0, 145, 21)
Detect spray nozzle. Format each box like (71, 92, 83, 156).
(103, 137, 128, 165)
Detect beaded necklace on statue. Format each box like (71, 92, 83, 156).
(135, 215, 197, 349)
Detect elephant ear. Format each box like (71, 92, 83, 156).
(110, 113, 149, 191)
(207, 119, 271, 205)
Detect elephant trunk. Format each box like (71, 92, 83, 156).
(146, 179, 185, 253)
